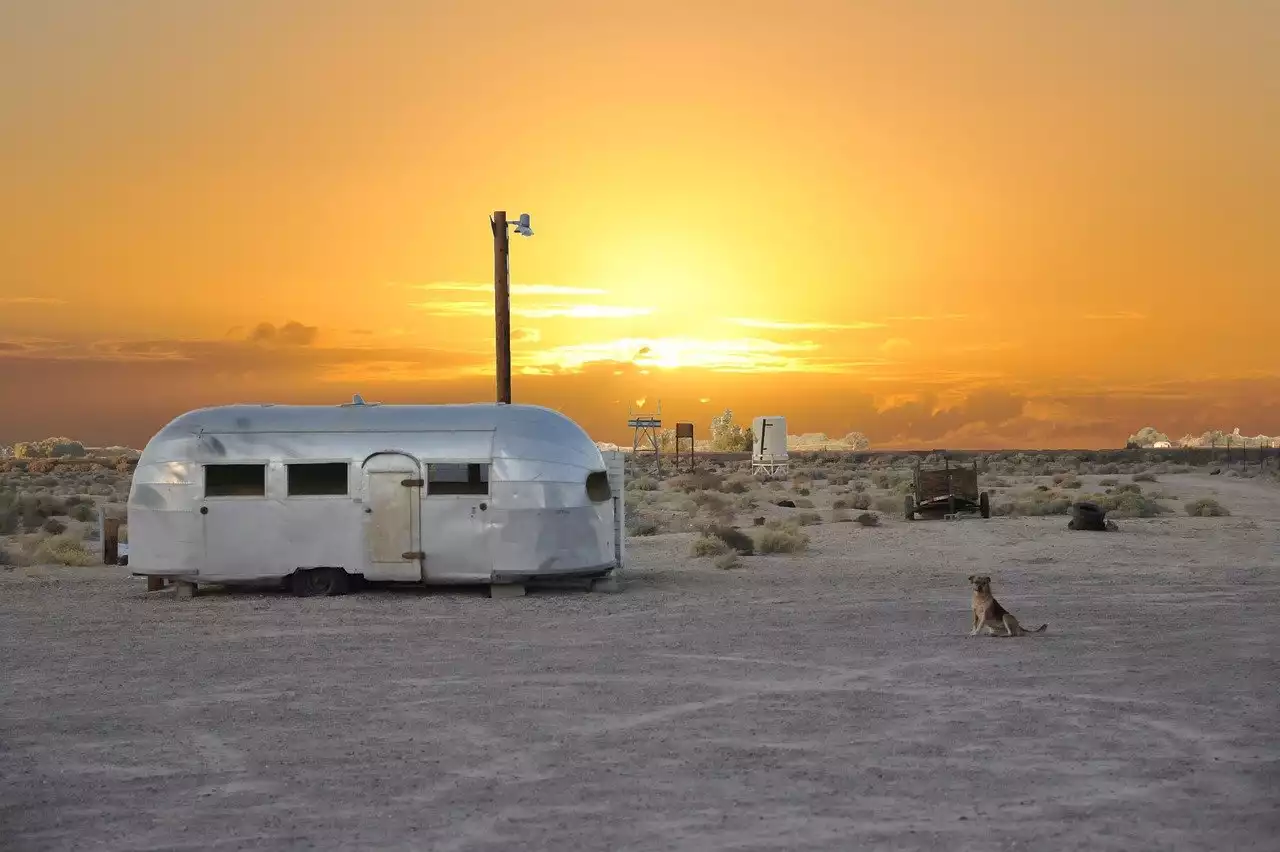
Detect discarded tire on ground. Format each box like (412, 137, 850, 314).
(1068, 501, 1108, 532)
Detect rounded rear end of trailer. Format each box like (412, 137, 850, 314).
(484, 405, 619, 584)
(127, 417, 205, 583)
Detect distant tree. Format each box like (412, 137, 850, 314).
(710, 409, 752, 452)
(842, 431, 871, 451)
(1126, 426, 1169, 448)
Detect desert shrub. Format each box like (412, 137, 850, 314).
(764, 518, 800, 532)
(626, 513, 664, 536)
(690, 535, 730, 557)
(1085, 490, 1171, 519)
(715, 553, 744, 570)
(1098, 478, 1119, 487)
(831, 508, 852, 523)
(733, 494, 758, 512)
(70, 503, 96, 523)
(855, 512, 880, 527)
(669, 471, 724, 493)
(984, 477, 1011, 488)
(794, 487, 811, 497)
(1185, 497, 1229, 517)
(1132, 472, 1157, 483)
(756, 528, 809, 554)
(850, 479, 868, 493)
(702, 525, 754, 555)
(627, 476, 659, 491)
(792, 497, 815, 509)
(41, 517, 67, 535)
(831, 497, 852, 510)
(993, 490, 1073, 517)
(795, 511, 822, 526)
(0, 492, 19, 534)
(691, 490, 731, 512)
(720, 475, 754, 494)
(873, 496, 900, 514)
(827, 471, 852, 486)
(33, 533, 97, 566)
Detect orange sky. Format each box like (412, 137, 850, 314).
(2, 1, 1277, 448)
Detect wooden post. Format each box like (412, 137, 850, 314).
(102, 515, 121, 566)
(492, 210, 512, 405)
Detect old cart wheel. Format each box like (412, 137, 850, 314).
(903, 495, 915, 520)
(290, 567, 350, 597)
(979, 491, 991, 519)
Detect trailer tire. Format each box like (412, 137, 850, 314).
(979, 491, 991, 519)
(904, 495, 915, 521)
(290, 567, 350, 597)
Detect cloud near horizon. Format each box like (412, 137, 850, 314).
(2, 324, 1277, 451)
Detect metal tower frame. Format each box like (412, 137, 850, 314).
(627, 401, 663, 479)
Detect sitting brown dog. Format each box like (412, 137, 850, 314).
(968, 575, 1047, 637)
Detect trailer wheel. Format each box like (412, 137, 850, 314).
(290, 567, 350, 597)
(904, 495, 915, 521)
(979, 491, 991, 519)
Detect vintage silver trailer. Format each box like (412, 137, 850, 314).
(127, 400, 622, 597)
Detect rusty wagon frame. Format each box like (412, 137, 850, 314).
(903, 456, 991, 520)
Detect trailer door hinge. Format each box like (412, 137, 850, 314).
(401, 478, 425, 487)
(402, 551, 425, 561)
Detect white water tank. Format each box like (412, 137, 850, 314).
(752, 416, 788, 461)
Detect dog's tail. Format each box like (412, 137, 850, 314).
(1032, 623, 1048, 633)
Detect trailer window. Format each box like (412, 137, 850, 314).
(286, 462, 349, 496)
(427, 462, 489, 496)
(204, 464, 266, 497)
(586, 471, 611, 503)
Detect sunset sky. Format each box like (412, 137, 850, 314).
(2, 1, 1277, 449)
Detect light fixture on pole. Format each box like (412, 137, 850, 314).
(490, 210, 534, 405)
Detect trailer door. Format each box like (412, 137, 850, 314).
(362, 452, 423, 582)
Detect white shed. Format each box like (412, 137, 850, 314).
(127, 400, 621, 596)
(751, 415, 789, 477)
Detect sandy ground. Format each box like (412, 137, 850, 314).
(2, 473, 1278, 851)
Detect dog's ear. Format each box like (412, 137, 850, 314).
(967, 574, 975, 583)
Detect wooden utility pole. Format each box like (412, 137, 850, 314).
(492, 210, 512, 404)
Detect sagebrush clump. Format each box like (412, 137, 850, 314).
(714, 553, 743, 570)
(756, 529, 809, 554)
(1185, 497, 1229, 517)
(690, 535, 729, 557)
(706, 525, 755, 555)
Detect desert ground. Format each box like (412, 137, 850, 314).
(2, 458, 1279, 851)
